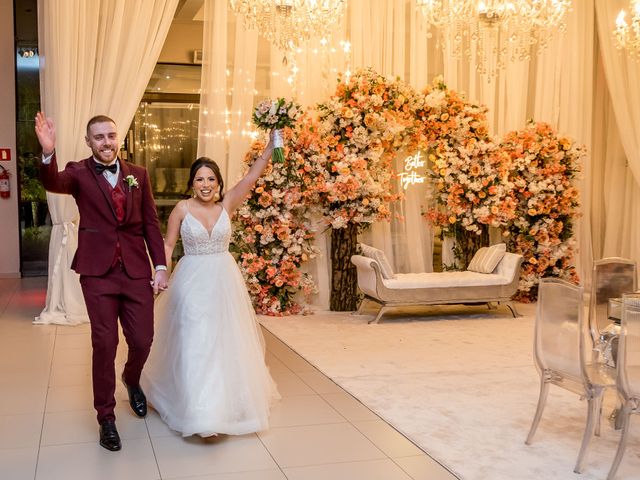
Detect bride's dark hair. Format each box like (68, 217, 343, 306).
(187, 157, 224, 200)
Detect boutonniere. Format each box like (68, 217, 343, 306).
(125, 175, 139, 190)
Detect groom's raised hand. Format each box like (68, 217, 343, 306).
(35, 112, 56, 156)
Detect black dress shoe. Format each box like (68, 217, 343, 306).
(122, 375, 147, 417)
(99, 420, 121, 451)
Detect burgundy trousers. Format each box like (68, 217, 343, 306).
(80, 265, 154, 423)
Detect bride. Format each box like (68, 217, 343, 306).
(141, 133, 279, 437)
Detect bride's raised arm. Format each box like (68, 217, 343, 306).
(222, 132, 275, 213)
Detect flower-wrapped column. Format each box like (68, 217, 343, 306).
(500, 121, 583, 301)
(232, 114, 327, 315)
(317, 68, 425, 311)
(421, 77, 516, 269)
(330, 223, 359, 311)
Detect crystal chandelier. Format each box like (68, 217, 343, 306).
(614, 1, 640, 60)
(230, 0, 347, 58)
(416, 1, 571, 78)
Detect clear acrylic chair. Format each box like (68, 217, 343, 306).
(607, 294, 640, 480)
(525, 278, 617, 474)
(589, 258, 637, 344)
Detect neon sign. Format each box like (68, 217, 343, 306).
(398, 151, 427, 190)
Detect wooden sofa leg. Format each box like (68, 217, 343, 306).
(505, 301, 520, 318)
(352, 298, 368, 316)
(369, 306, 390, 324)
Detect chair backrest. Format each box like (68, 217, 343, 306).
(590, 258, 637, 340)
(618, 294, 640, 400)
(535, 278, 585, 380)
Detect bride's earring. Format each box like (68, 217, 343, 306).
(213, 190, 220, 202)
(192, 189, 196, 198)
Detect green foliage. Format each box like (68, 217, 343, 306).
(19, 153, 46, 202)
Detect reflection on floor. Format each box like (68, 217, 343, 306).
(0, 277, 456, 480)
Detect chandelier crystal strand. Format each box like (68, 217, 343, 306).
(416, 0, 571, 79)
(230, 0, 347, 60)
(614, 0, 640, 60)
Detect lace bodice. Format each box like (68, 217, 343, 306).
(180, 207, 231, 255)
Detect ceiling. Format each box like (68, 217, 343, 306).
(174, 0, 205, 22)
(14, 0, 205, 46)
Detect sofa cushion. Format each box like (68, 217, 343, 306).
(383, 271, 511, 289)
(467, 243, 507, 274)
(360, 243, 396, 279)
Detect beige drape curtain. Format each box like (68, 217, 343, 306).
(35, 0, 179, 325)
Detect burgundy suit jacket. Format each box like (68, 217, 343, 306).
(41, 154, 166, 278)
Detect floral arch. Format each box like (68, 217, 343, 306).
(233, 70, 583, 313)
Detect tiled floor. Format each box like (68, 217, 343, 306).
(0, 277, 458, 480)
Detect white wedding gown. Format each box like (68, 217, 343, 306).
(141, 206, 279, 437)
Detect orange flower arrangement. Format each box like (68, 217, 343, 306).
(501, 121, 583, 301)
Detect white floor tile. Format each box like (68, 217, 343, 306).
(1, 279, 443, 480)
(393, 455, 458, 480)
(51, 346, 92, 367)
(0, 335, 54, 374)
(45, 384, 94, 412)
(168, 469, 287, 480)
(284, 459, 414, 480)
(0, 369, 49, 389)
(265, 351, 290, 373)
(352, 420, 425, 457)
(41, 406, 149, 446)
(0, 383, 47, 415)
(49, 363, 92, 387)
(36, 438, 160, 480)
(145, 408, 181, 438)
(297, 369, 344, 394)
(269, 370, 316, 396)
(53, 332, 91, 349)
(322, 391, 381, 422)
(55, 323, 91, 335)
(0, 413, 44, 449)
(258, 423, 386, 468)
(152, 434, 277, 478)
(268, 394, 344, 427)
(0, 446, 38, 480)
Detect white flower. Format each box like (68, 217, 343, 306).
(125, 175, 139, 189)
(425, 90, 445, 108)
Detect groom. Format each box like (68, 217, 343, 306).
(35, 112, 168, 451)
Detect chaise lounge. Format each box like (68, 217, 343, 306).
(351, 243, 523, 323)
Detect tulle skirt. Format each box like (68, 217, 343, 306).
(141, 252, 279, 437)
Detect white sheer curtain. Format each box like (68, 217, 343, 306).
(593, 0, 640, 263)
(348, 0, 434, 275)
(201, 1, 640, 308)
(197, 0, 259, 188)
(35, 0, 179, 325)
(532, 0, 595, 284)
(591, 55, 640, 260)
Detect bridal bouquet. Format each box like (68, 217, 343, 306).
(252, 98, 302, 163)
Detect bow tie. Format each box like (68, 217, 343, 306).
(95, 162, 117, 175)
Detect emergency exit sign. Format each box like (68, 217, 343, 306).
(0, 149, 10, 161)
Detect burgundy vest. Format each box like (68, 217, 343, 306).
(109, 181, 126, 266)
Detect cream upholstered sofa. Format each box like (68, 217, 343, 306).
(351, 243, 523, 324)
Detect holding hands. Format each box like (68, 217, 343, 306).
(152, 270, 169, 295)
